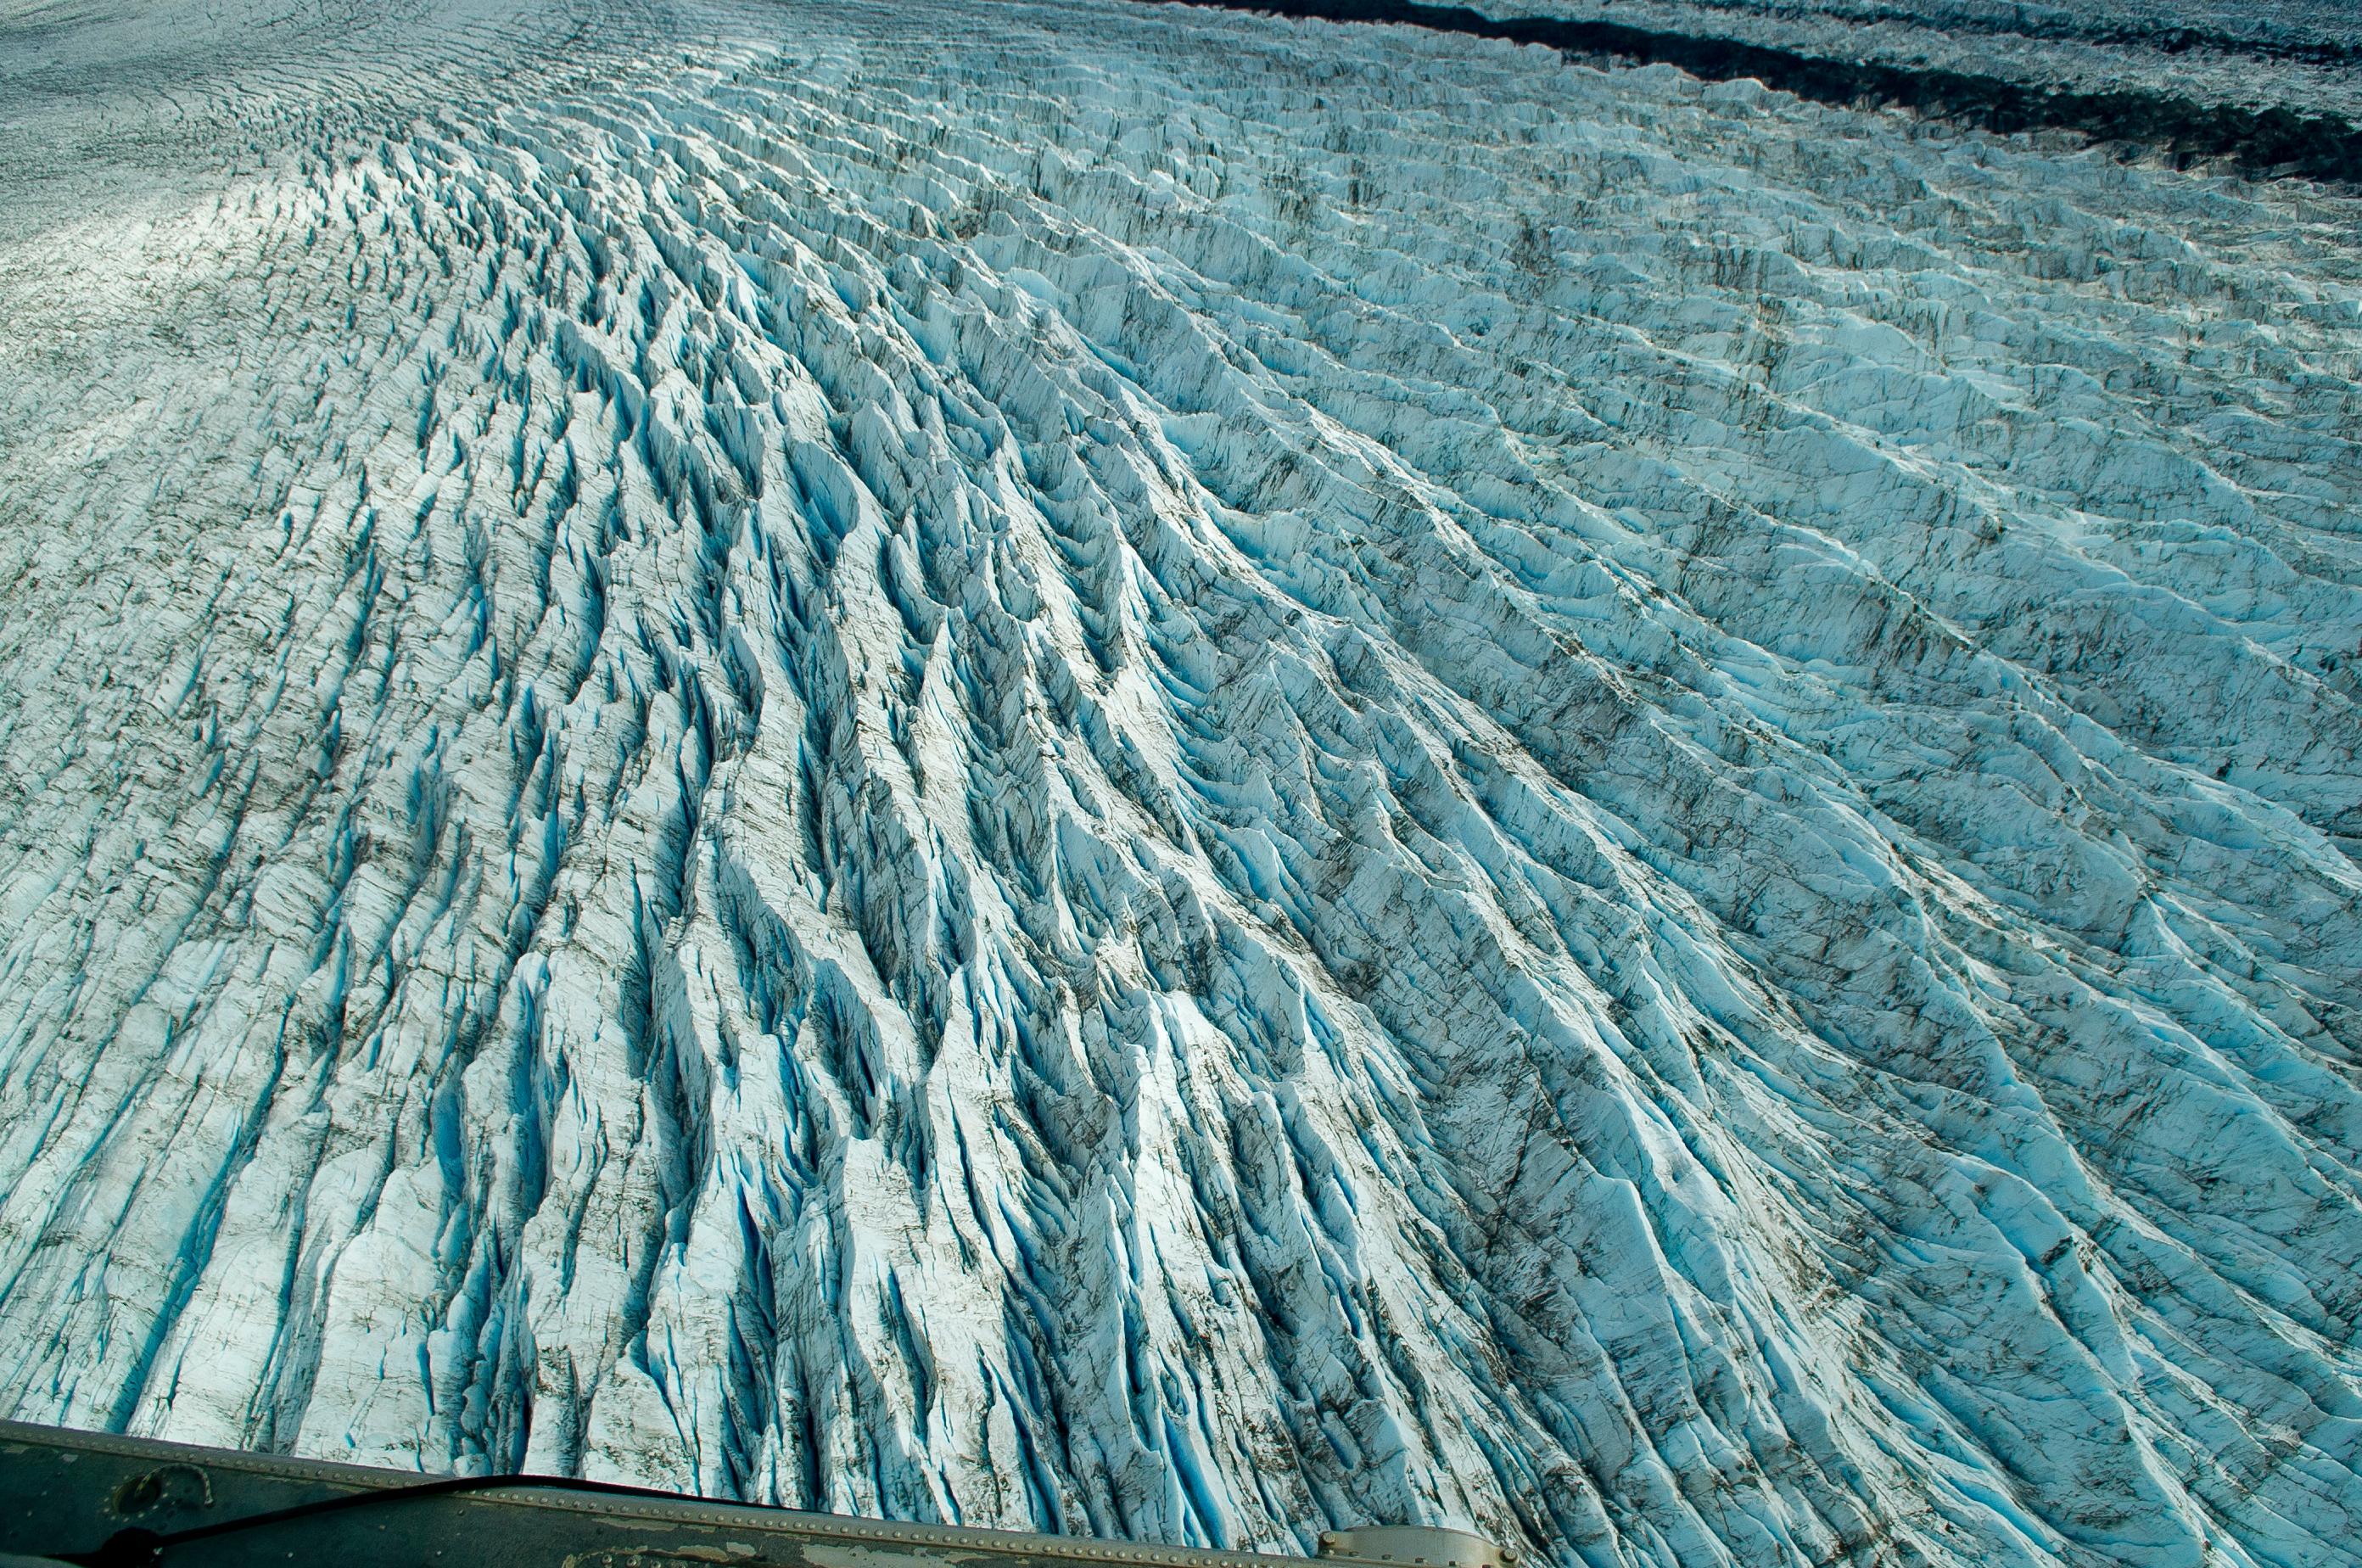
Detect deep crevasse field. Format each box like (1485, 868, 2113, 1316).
(1, 2, 2359, 1565)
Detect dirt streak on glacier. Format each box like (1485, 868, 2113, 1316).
(0, 3, 2357, 1568)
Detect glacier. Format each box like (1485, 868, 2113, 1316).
(0, 1, 2359, 1565)
(1451, 0, 2362, 129)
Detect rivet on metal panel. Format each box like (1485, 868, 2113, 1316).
(1313, 1528, 1508, 1568)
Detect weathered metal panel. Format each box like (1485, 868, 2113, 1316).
(0, 1421, 1509, 1568)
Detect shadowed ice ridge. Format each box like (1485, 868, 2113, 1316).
(1464, 0, 2362, 130)
(0, 3, 2359, 1567)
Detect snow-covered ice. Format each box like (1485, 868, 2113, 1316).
(1, 2, 2359, 1566)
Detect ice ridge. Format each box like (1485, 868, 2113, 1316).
(0, 3, 2358, 1568)
(1168, 0, 2362, 183)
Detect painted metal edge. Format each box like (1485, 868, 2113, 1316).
(0, 1420, 1485, 1568)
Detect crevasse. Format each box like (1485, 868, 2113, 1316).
(0, 3, 2357, 1567)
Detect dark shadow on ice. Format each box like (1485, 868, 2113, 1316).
(1145, 0, 2362, 184)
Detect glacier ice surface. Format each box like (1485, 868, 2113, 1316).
(1465, 0, 2362, 126)
(1, 3, 2359, 1566)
